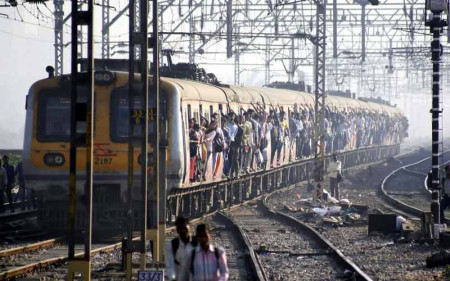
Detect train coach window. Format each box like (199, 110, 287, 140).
(194, 111, 199, 123)
(111, 88, 165, 142)
(37, 87, 88, 142)
(111, 88, 142, 142)
(187, 104, 192, 121)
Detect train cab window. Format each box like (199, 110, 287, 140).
(37, 87, 88, 142)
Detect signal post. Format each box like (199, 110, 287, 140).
(425, 0, 447, 228)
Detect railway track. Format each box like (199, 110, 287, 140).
(225, 199, 372, 281)
(379, 151, 450, 218)
(210, 213, 264, 281)
(1, 206, 262, 280)
(0, 144, 399, 280)
(0, 240, 125, 280)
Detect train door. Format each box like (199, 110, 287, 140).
(185, 102, 202, 184)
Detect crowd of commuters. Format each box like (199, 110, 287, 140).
(0, 156, 34, 214)
(188, 103, 409, 182)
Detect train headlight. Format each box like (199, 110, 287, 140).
(94, 71, 116, 85)
(44, 153, 65, 166)
(138, 153, 154, 166)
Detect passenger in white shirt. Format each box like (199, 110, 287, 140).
(226, 119, 237, 142)
(328, 153, 342, 200)
(179, 223, 229, 281)
(202, 122, 217, 180)
(166, 217, 195, 281)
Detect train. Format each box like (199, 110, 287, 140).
(21, 68, 405, 233)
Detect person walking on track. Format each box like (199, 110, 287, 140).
(180, 223, 229, 281)
(167, 217, 197, 281)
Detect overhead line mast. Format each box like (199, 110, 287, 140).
(313, 0, 327, 193)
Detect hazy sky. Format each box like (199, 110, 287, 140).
(0, 5, 444, 149)
(0, 18, 54, 149)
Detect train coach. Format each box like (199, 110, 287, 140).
(21, 69, 404, 234)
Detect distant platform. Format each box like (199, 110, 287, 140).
(0, 208, 38, 223)
(0, 149, 22, 155)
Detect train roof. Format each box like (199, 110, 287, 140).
(138, 74, 404, 117)
(31, 72, 402, 117)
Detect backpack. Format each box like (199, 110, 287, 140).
(171, 237, 198, 265)
(213, 132, 225, 152)
(190, 246, 220, 274)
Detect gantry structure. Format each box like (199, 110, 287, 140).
(1, 0, 449, 273)
(0, 0, 442, 98)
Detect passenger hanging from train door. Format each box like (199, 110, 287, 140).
(166, 217, 197, 281)
(221, 111, 236, 178)
(241, 111, 252, 174)
(228, 115, 244, 179)
(260, 107, 271, 169)
(335, 113, 346, 152)
(202, 121, 217, 181)
(440, 165, 450, 223)
(220, 114, 230, 177)
(189, 120, 201, 183)
(279, 110, 289, 164)
(212, 117, 225, 180)
(302, 109, 312, 158)
(247, 109, 261, 171)
(268, 110, 277, 168)
(292, 112, 303, 161)
(288, 110, 296, 162)
(251, 102, 269, 169)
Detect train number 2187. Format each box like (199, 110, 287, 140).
(94, 157, 113, 165)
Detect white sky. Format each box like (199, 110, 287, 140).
(0, 3, 446, 148)
(0, 18, 54, 149)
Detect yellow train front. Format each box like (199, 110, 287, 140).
(22, 71, 185, 234)
(22, 69, 404, 235)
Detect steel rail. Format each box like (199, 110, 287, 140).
(379, 150, 450, 218)
(0, 236, 65, 258)
(262, 193, 374, 281)
(215, 212, 268, 281)
(0, 240, 126, 280)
